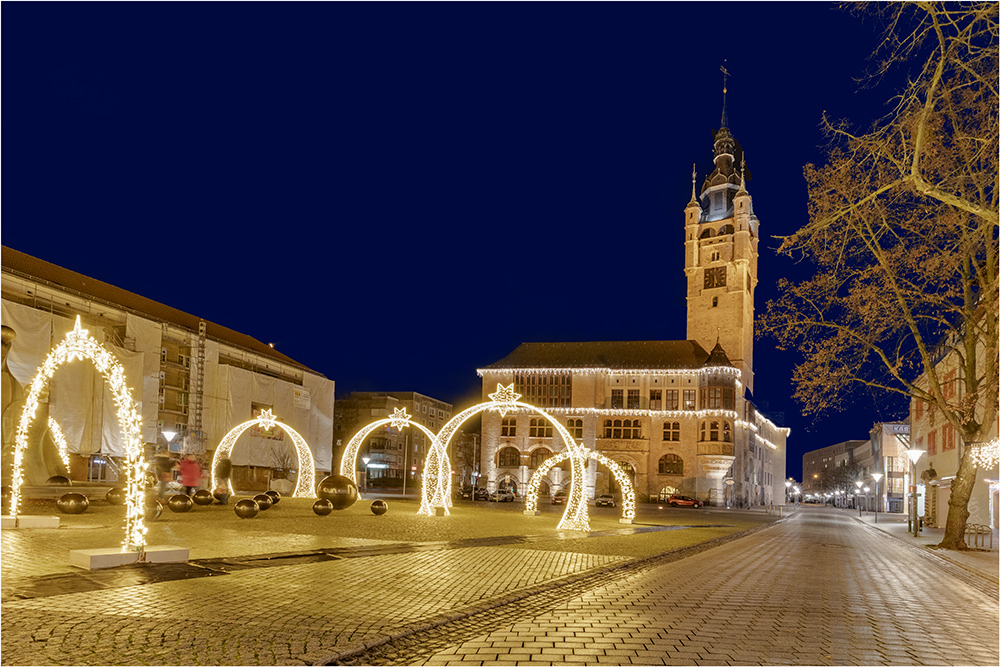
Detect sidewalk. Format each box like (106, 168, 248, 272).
(848, 507, 999, 584)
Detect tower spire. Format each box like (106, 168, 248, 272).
(689, 163, 698, 205)
(720, 61, 730, 128)
(738, 153, 747, 193)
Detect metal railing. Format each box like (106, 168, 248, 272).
(965, 523, 994, 550)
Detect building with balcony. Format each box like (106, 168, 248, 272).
(1, 246, 335, 487)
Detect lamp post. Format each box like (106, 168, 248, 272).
(785, 479, 792, 504)
(855, 480, 863, 516)
(863, 486, 870, 513)
(793, 486, 800, 504)
(362, 456, 370, 496)
(906, 448, 925, 536)
(871, 472, 883, 524)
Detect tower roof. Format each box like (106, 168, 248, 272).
(702, 340, 735, 368)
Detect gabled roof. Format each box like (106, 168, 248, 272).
(478, 340, 720, 373)
(1, 245, 323, 377)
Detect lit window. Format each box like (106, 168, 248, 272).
(662, 421, 680, 441)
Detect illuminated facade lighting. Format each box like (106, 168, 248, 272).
(212, 413, 316, 498)
(8, 316, 146, 552)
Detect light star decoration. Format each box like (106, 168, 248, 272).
(256, 409, 278, 431)
(388, 407, 412, 431)
(66, 316, 89, 361)
(488, 383, 522, 418)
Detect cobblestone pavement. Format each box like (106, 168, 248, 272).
(335, 507, 999, 666)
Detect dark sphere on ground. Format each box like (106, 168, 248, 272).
(45, 475, 72, 486)
(192, 489, 214, 506)
(316, 475, 358, 510)
(370, 499, 388, 515)
(105, 487, 127, 505)
(167, 494, 194, 513)
(265, 489, 280, 504)
(253, 493, 273, 510)
(146, 499, 162, 520)
(312, 498, 334, 516)
(56, 493, 89, 514)
(234, 498, 259, 519)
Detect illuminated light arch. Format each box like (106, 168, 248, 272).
(8, 317, 145, 552)
(338, 408, 445, 512)
(47, 417, 71, 471)
(211, 409, 316, 498)
(524, 450, 636, 522)
(434, 385, 591, 530)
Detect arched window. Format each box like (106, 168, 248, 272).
(530, 447, 552, 468)
(529, 417, 553, 438)
(498, 447, 520, 467)
(723, 421, 732, 442)
(662, 421, 680, 441)
(658, 454, 683, 475)
(566, 418, 583, 439)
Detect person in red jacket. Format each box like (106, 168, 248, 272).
(177, 453, 201, 496)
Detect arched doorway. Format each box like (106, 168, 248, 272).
(497, 474, 517, 495)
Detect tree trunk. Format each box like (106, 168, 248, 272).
(938, 447, 978, 550)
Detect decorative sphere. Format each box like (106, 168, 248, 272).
(192, 489, 214, 506)
(265, 490, 281, 504)
(316, 475, 358, 510)
(234, 498, 259, 519)
(45, 475, 72, 486)
(56, 493, 89, 514)
(167, 494, 194, 513)
(312, 498, 334, 516)
(146, 499, 163, 520)
(105, 487, 127, 505)
(253, 493, 273, 510)
(370, 499, 388, 516)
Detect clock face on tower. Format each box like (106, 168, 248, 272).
(703, 267, 727, 289)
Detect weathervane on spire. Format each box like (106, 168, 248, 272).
(691, 163, 698, 202)
(739, 152, 747, 191)
(720, 60, 730, 128)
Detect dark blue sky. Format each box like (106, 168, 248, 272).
(2, 2, 912, 480)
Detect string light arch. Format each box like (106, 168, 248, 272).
(211, 409, 316, 498)
(524, 450, 636, 522)
(435, 385, 592, 530)
(7, 317, 146, 552)
(47, 417, 71, 471)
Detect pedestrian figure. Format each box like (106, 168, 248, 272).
(178, 453, 201, 496)
(213, 455, 232, 504)
(153, 453, 175, 500)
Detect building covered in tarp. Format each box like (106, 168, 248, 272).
(2, 246, 334, 487)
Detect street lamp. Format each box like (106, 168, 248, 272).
(863, 486, 870, 513)
(870, 472, 883, 524)
(855, 481, 863, 516)
(906, 448, 925, 536)
(793, 486, 800, 504)
(362, 456, 370, 496)
(785, 479, 792, 503)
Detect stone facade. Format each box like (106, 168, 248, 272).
(477, 112, 788, 507)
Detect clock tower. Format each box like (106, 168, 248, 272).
(683, 105, 759, 394)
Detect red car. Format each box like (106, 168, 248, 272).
(668, 494, 702, 508)
(551, 491, 568, 505)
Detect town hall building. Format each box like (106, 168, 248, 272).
(477, 108, 789, 507)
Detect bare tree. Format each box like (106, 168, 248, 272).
(760, 2, 998, 550)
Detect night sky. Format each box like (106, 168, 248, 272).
(2, 2, 913, 480)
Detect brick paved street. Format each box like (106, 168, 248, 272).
(339, 507, 999, 666)
(2, 502, 996, 666)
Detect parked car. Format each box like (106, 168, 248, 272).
(595, 493, 616, 507)
(667, 494, 702, 508)
(551, 491, 568, 505)
(489, 489, 515, 502)
(473, 487, 489, 500)
(458, 486, 475, 499)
